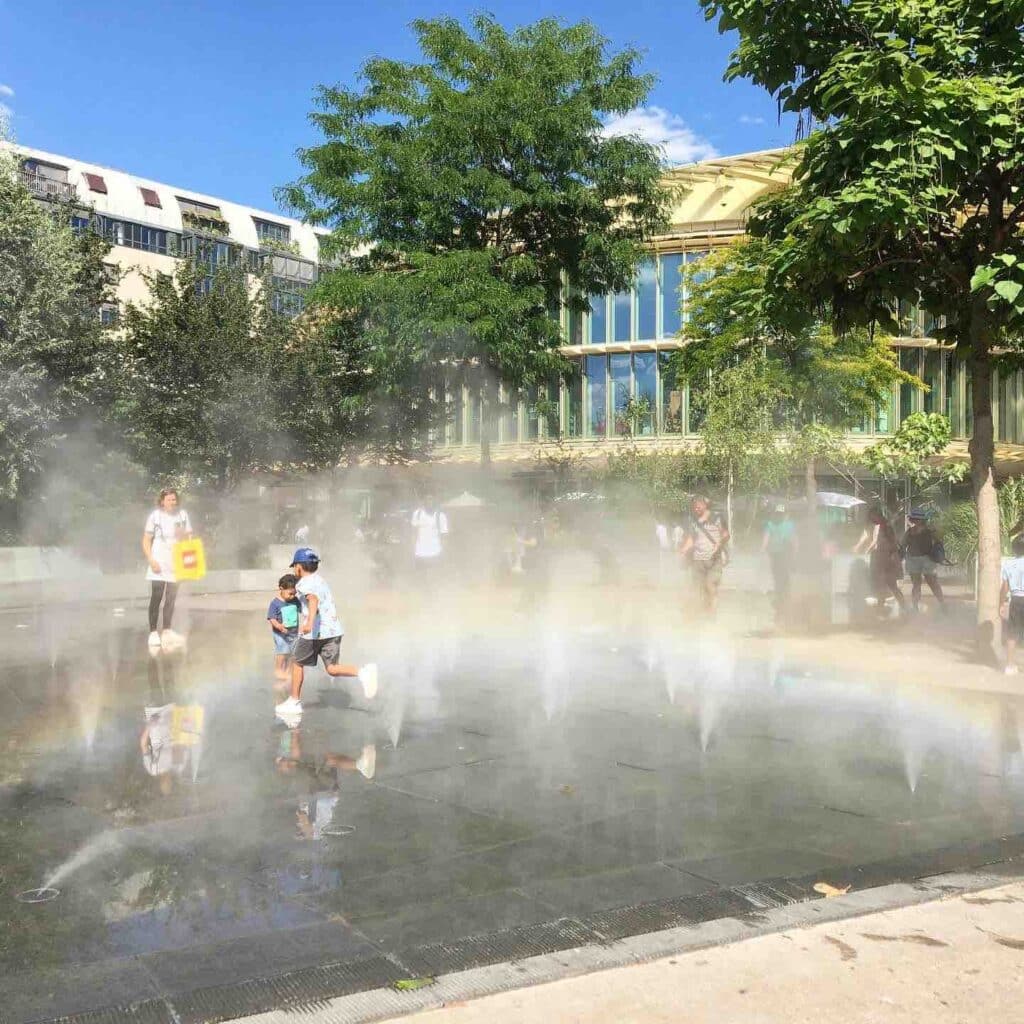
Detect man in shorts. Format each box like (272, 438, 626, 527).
(274, 547, 378, 718)
(678, 496, 730, 617)
(901, 508, 946, 613)
(1000, 534, 1024, 675)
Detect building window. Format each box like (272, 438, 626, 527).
(588, 294, 607, 344)
(683, 251, 709, 324)
(612, 290, 631, 343)
(20, 160, 75, 201)
(178, 197, 230, 236)
(71, 213, 92, 235)
(99, 302, 119, 326)
(586, 354, 607, 437)
(659, 351, 682, 434)
(140, 187, 162, 208)
(566, 359, 583, 438)
(83, 172, 108, 194)
(898, 347, 920, 423)
(102, 217, 174, 255)
(636, 258, 657, 341)
(660, 253, 684, 338)
(270, 277, 311, 317)
(634, 351, 656, 436)
(254, 218, 291, 245)
(610, 353, 632, 436)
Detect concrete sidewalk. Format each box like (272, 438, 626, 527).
(378, 882, 1024, 1024)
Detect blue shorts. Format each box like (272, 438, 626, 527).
(273, 633, 296, 656)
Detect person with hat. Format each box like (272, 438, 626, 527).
(900, 509, 946, 614)
(274, 546, 378, 719)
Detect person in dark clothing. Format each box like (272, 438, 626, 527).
(854, 509, 906, 617)
(901, 509, 946, 613)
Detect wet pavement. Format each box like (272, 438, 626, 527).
(2, 601, 1024, 1023)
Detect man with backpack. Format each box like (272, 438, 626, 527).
(678, 496, 730, 617)
(900, 508, 946, 614)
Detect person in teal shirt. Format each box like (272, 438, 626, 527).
(268, 573, 301, 681)
(762, 504, 797, 621)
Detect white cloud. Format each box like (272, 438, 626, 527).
(602, 106, 718, 165)
(739, 114, 766, 125)
(0, 84, 13, 98)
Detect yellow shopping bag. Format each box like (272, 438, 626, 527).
(171, 704, 205, 746)
(172, 537, 207, 581)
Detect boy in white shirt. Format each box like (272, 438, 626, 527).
(411, 496, 449, 568)
(274, 547, 378, 717)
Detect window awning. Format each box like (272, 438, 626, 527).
(140, 187, 161, 208)
(83, 172, 108, 194)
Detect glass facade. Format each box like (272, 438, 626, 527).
(610, 353, 631, 436)
(636, 258, 657, 341)
(660, 253, 684, 338)
(566, 360, 583, 438)
(634, 351, 657, 436)
(588, 294, 607, 344)
(586, 354, 607, 437)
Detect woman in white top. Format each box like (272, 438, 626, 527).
(141, 488, 193, 648)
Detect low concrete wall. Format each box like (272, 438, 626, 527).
(0, 546, 277, 610)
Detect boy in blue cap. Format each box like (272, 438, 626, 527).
(274, 547, 378, 718)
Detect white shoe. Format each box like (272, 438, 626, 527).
(356, 744, 376, 779)
(148, 631, 162, 647)
(275, 696, 303, 715)
(358, 663, 379, 700)
(161, 629, 185, 648)
(1005, 665, 1020, 676)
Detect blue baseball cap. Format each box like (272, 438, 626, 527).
(290, 547, 319, 566)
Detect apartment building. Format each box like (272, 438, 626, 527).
(4, 142, 324, 322)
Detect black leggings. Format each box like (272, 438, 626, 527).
(149, 581, 179, 631)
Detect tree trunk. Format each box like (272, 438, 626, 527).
(804, 456, 817, 512)
(969, 342, 1001, 662)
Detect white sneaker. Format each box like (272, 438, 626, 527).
(161, 629, 185, 648)
(358, 663, 379, 700)
(356, 744, 376, 780)
(1005, 665, 1020, 676)
(148, 631, 162, 647)
(275, 696, 303, 715)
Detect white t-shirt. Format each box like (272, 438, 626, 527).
(144, 508, 192, 582)
(296, 573, 343, 639)
(655, 524, 669, 550)
(1002, 556, 1024, 597)
(412, 508, 449, 559)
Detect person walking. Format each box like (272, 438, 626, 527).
(901, 509, 946, 613)
(761, 503, 796, 621)
(1000, 534, 1024, 675)
(142, 488, 192, 649)
(411, 496, 449, 572)
(678, 496, 730, 617)
(854, 508, 906, 618)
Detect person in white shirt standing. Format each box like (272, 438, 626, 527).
(411, 496, 449, 571)
(1000, 534, 1024, 675)
(142, 489, 192, 649)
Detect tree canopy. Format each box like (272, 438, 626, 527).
(0, 150, 114, 511)
(700, 0, 1024, 650)
(282, 14, 670, 460)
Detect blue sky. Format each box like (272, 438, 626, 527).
(0, 0, 794, 214)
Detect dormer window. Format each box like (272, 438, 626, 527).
(254, 218, 291, 246)
(83, 172, 107, 194)
(140, 187, 161, 208)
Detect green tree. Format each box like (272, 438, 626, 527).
(113, 260, 341, 487)
(0, 150, 114, 516)
(282, 14, 669, 464)
(700, 0, 1024, 654)
(674, 237, 911, 505)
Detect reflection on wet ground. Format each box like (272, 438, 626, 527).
(2, 605, 1024, 1020)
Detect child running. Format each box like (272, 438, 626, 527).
(274, 547, 378, 718)
(267, 573, 301, 681)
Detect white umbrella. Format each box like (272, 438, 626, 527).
(816, 491, 866, 509)
(442, 491, 486, 508)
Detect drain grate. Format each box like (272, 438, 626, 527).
(584, 887, 755, 942)
(731, 880, 801, 910)
(168, 956, 406, 1024)
(397, 919, 597, 977)
(41, 1000, 175, 1024)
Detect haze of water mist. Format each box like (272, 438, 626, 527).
(17, 467, 1022, 901)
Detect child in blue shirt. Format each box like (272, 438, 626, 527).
(267, 573, 301, 680)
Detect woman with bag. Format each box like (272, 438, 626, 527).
(141, 488, 193, 649)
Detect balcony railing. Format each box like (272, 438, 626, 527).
(20, 170, 78, 201)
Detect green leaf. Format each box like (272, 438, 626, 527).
(994, 280, 1024, 304)
(395, 977, 436, 992)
